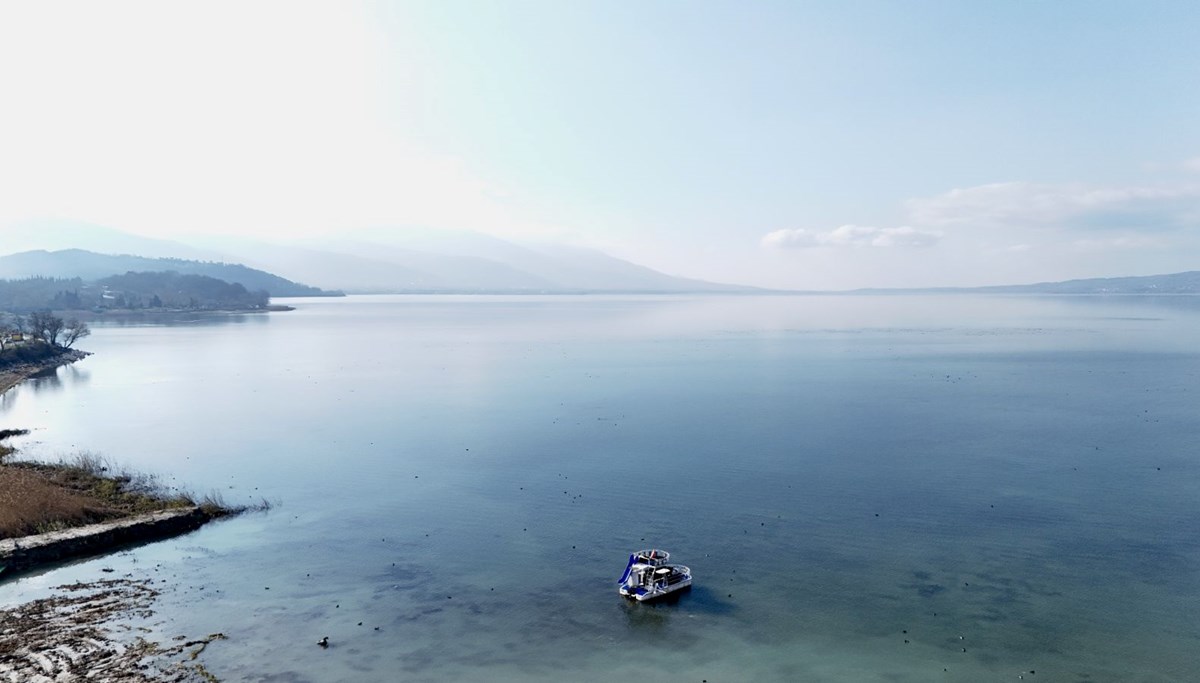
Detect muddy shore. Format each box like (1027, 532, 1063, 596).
(0, 577, 225, 682)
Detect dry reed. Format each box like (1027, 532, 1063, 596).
(0, 468, 120, 538)
(0, 451, 203, 539)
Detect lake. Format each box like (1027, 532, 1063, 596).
(2, 294, 1199, 681)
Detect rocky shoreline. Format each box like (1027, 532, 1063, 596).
(0, 348, 89, 396)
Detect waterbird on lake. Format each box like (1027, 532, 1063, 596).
(317, 637, 329, 648)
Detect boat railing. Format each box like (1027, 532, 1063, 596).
(634, 549, 670, 566)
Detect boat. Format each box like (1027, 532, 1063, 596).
(617, 548, 692, 601)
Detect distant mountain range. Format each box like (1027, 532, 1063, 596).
(178, 230, 759, 293)
(0, 250, 336, 298)
(2, 221, 1199, 295)
(974, 271, 1200, 294)
(0, 223, 757, 294)
(0, 220, 228, 261)
(852, 271, 1200, 295)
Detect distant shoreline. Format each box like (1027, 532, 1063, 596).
(49, 303, 295, 323)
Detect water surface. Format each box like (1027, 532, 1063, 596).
(3, 295, 1199, 681)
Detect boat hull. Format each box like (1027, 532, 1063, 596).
(620, 577, 693, 602)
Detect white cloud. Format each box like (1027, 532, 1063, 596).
(1183, 157, 1200, 172)
(761, 224, 941, 249)
(906, 181, 1200, 231)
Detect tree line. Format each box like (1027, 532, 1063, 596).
(0, 271, 271, 313)
(0, 311, 90, 350)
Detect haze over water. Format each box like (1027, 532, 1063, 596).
(2, 294, 1198, 681)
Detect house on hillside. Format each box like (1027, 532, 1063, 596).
(0, 332, 25, 351)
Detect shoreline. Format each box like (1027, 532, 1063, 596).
(0, 348, 242, 680)
(1, 345, 251, 570)
(0, 576, 226, 682)
(0, 507, 211, 577)
(63, 305, 294, 323)
(0, 347, 89, 396)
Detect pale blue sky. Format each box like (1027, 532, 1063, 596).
(1, 1, 1198, 288)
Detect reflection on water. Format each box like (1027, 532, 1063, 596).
(26, 364, 89, 393)
(0, 364, 90, 412)
(1, 295, 1198, 682)
(72, 309, 276, 328)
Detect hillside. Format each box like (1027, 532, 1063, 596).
(0, 219, 228, 261)
(848, 270, 1200, 295)
(0, 272, 271, 313)
(977, 271, 1200, 294)
(2, 223, 757, 293)
(0, 250, 340, 298)
(191, 232, 758, 294)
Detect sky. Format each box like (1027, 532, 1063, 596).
(1, 0, 1199, 289)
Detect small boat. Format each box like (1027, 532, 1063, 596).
(617, 549, 692, 601)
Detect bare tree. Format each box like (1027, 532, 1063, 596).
(28, 310, 66, 346)
(26, 310, 49, 344)
(62, 318, 91, 349)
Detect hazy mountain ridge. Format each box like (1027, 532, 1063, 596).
(977, 271, 1200, 294)
(0, 220, 228, 261)
(191, 240, 557, 293)
(0, 222, 755, 293)
(850, 271, 1200, 295)
(304, 239, 747, 293)
(7, 222, 1195, 295)
(0, 249, 337, 297)
(35, 225, 757, 293)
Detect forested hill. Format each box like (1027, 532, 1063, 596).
(0, 272, 272, 312)
(0, 249, 340, 297)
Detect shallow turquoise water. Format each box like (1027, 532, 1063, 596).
(2, 295, 1199, 681)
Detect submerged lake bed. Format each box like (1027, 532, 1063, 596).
(2, 294, 1198, 681)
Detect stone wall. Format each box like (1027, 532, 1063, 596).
(0, 507, 209, 574)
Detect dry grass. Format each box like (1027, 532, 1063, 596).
(0, 451, 201, 539)
(0, 467, 121, 538)
(0, 449, 267, 539)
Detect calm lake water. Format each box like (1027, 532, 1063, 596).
(2, 294, 1199, 681)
